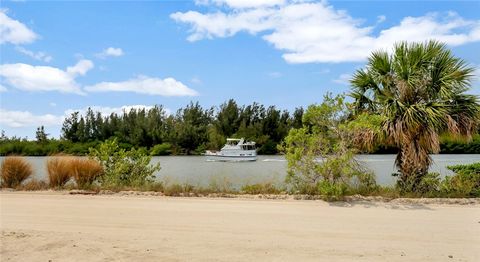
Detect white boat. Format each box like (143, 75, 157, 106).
(205, 138, 257, 162)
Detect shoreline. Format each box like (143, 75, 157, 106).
(2, 189, 480, 205)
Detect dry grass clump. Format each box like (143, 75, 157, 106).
(47, 155, 74, 188)
(17, 178, 48, 191)
(163, 183, 196, 196)
(1, 156, 33, 188)
(71, 158, 103, 189)
(241, 182, 282, 195)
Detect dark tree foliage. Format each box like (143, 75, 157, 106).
(57, 100, 305, 155)
(35, 126, 48, 143)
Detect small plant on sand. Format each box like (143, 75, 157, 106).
(71, 158, 103, 189)
(47, 155, 74, 188)
(17, 178, 48, 191)
(163, 183, 196, 196)
(241, 182, 282, 194)
(89, 138, 161, 188)
(1, 156, 33, 188)
(207, 176, 233, 193)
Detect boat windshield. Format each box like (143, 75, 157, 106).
(241, 145, 255, 150)
(226, 139, 240, 146)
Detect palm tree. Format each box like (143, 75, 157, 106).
(350, 41, 479, 191)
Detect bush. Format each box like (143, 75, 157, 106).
(1, 156, 33, 188)
(441, 163, 480, 197)
(241, 183, 282, 194)
(71, 158, 103, 189)
(163, 183, 195, 196)
(89, 138, 161, 188)
(18, 178, 48, 191)
(440, 134, 480, 154)
(317, 180, 348, 200)
(150, 143, 172, 156)
(282, 128, 377, 197)
(257, 140, 278, 155)
(281, 95, 378, 198)
(418, 172, 441, 195)
(47, 155, 74, 188)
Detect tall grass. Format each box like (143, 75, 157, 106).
(1, 156, 33, 188)
(17, 178, 48, 191)
(47, 155, 74, 188)
(241, 182, 283, 194)
(71, 158, 103, 189)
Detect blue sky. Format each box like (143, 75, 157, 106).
(1, 0, 479, 139)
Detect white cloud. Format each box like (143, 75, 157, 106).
(0, 10, 37, 45)
(332, 73, 351, 85)
(377, 15, 386, 24)
(197, 0, 285, 8)
(0, 59, 93, 94)
(191, 77, 202, 84)
(97, 47, 124, 58)
(0, 108, 64, 128)
(66, 59, 94, 76)
(15, 46, 52, 62)
(84, 75, 198, 96)
(172, 1, 480, 63)
(267, 71, 282, 78)
(0, 104, 172, 129)
(0, 84, 7, 92)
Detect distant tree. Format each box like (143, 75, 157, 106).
(0, 130, 7, 142)
(175, 102, 213, 153)
(62, 112, 80, 142)
(291, 107, 304, 129)
(36, 126, 49, 143)
(216, 99, 240, 137)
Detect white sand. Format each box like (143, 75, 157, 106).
(1, 192, 479, 261)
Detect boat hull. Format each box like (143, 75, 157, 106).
(206, 154, 257, 162)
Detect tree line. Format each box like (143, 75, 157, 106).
(1, 100, 304, 155)
(61, 100, 304, 154)
(1, 98, 478, 156)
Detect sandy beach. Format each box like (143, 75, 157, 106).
(1, 192, 479, 262)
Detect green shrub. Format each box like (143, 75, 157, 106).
(281, 95, 378, 198)
(207, 176, 233, 193)
(416, 172, 441, 196)
(257, 140, 278, 155)
(89, 138, 161, 188)
(441, 163, 480, 197)
(440, 134, 480, 154)
(447, 162, 480, 176)
(163, 183, 195, 196)
(317, 180, 348, 200)
(241, 182, 281, 194)
(150, 143, 172, 156)
(0, 156, 33, 188)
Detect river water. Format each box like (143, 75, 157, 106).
(4, 154, 479, 187)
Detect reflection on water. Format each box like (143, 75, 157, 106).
(3, 154, 479, 187)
